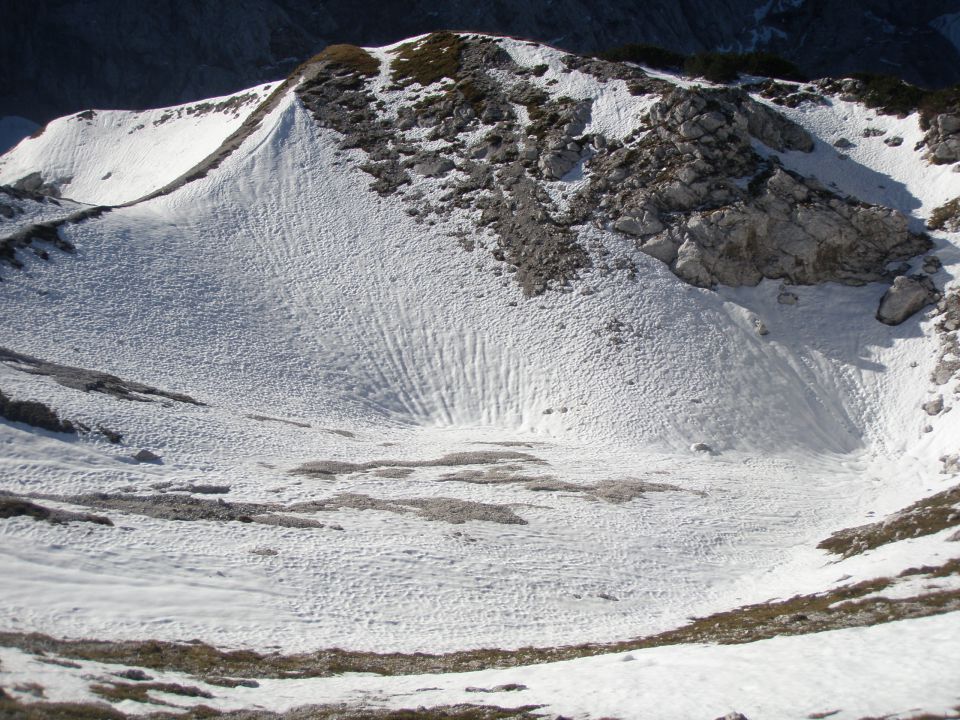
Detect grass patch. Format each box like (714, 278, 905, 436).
(929, 197, 960, 232)
(309, 44, 380, 76)
(818, 483, 960, 558)
(843, 74, 960, 123)
(684, 51, 805, 83)
(90, 681, 213, 706)
(0, 696, 541, 719)
(390, 32, 464, 87)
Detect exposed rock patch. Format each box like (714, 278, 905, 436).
(931, 288, 960, 387)
(0, 494, 112, 527)
(0, 389, 76, 434)
(53, 493, 325, 529)
(0, 346, 202, 405)
(293, 450, 544, 478)
(295, 492, 527, 525)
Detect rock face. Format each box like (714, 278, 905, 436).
(925, 113, 960, 165)
(876, 276, 940, 325)
(931, 289, 960, 386)
(282, 34, 934, 302)
(582, 86, 929, 289)
(3, 1, 960, 125)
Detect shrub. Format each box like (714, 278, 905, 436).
(849, 73, 924, 117)
(598, 43, 686, 70)
(685, 51, 805, 83)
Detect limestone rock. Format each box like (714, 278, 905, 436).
(876, 275, 939, 325)
(538, 149, 580, 179)
(413, 157, 455, 177)
(923, 396, 944, 416)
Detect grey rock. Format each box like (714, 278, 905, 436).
(938, 114, 960, 136)
(413, 158, 455, 177)
(923, 396, 944, 416)
(614, 211, 663, 237)
(133, 449, 163, 464)
(777, 290, 798, 305)
(538, 149, 581, 179)
(691, 442, 713, 453)
(884, 136, 904, 147)
(639, 234, 681, 264)
(942, 454, 960, 475)
(876, 275, 939, 325)
(833, 137, 854, 149)
(923, 255, 943, 274)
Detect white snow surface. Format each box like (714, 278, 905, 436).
(0, 84, 274, 205)
(1, 35, 960, 717)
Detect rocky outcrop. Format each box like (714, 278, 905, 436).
(924, 113, 960, 165)
(876, 275, 940, 325)
(288, 34, 932, 303)
(581, 86, 929, 289)
(931, 289, 960, 386)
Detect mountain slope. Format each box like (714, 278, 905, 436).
(0, 32, 959, 719)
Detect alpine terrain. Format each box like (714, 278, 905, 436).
(1, 32, 959, 719)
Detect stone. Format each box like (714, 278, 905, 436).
(691, 442, 713, 453)
(876, 275, 939, 325)
(639, 235, 680, 264)
(937, 113, 960, 136)
(922, 255, 942, 274)
(884, 136, 904, 147)
(942, 454, 960, 474)
(923, 396, 944, 415)
(833, 137, 854, 149)
(613, 211, 664, 237)
(754, 318, 769, 336)
(777, 290, 798, 305)
(133, 449, 163, 463)
(413, 158, 455, 177)
(538, 149, 580, 179)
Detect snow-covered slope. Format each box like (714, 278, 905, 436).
(1, 34, 959, 719)
(0, 84, 275, 205)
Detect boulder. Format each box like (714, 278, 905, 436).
(923, 396, 944, 416)
(133, 449, 163, 464)
(538, 149, 580, 179)
(614, 211, 664, 237)
(876, 275, 939, 325)
(413, 157, 455, 177)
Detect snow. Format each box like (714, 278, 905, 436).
(0, 84, 275, 206)
(3, 612, 959, 719)
(933, 12, 960, 55)
(1, 33, 959, 718)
